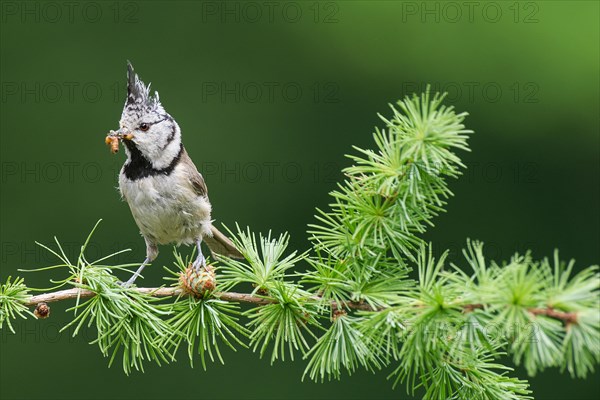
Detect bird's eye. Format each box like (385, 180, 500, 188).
(139, 123, 150, 132)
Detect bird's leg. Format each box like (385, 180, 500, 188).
(192, 239, 206, 272)
(124, 257, 150, 286)
(123, 240, 158, 286)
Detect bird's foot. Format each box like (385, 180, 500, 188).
(120, 259, 149, 287)
(192, 254, 206, 273)
(118, 278, 135, 288)
(117, 276, 138, 287)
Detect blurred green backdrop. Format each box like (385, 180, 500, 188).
(1, 1, 598, 399)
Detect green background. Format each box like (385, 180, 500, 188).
(1, 0, 598, 399)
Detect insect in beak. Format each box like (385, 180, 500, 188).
(105, 129, 134, 154)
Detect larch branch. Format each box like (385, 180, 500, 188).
(23, 287, 577, 324)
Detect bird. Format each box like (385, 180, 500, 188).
(110, 61, 242, 286)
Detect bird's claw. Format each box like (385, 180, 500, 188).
(192, 254, 206, 272)
(117, 279, 134, 288)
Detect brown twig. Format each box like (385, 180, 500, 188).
(462, 303, 578, 325)
(462, 303, 484, 313)
(24, 287, 269, 307)
(528, 307, 578, 325)
(23, 288, 577, 324)
(23, 287, 373, 310)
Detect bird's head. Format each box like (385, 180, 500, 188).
(117, 61, 182, 169)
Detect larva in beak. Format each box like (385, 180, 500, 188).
(105, 134, 120, 154)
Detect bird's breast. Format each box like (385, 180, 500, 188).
(119, 163, 212, 245)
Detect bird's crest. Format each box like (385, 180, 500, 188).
(125, 61, 163, 113)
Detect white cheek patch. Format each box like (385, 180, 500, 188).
(140, 121, 181, 169)
(119, 112, 181, 169)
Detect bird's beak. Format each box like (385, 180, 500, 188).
(115, 128, 134, 140)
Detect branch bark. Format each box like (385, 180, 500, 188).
(528, 307, 578, 325)
(24, 287, 271, 307)
(462, 303, 577, 325)
(23, 287, 577, 324)
(25, 286, 377, 311)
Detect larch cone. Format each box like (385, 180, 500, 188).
(179, 263, 216, 296)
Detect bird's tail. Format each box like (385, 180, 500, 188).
(204, 226, 244, 259)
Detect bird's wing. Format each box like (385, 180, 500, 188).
(180, 148, 208, 196)
(180, 149, 243, 259)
